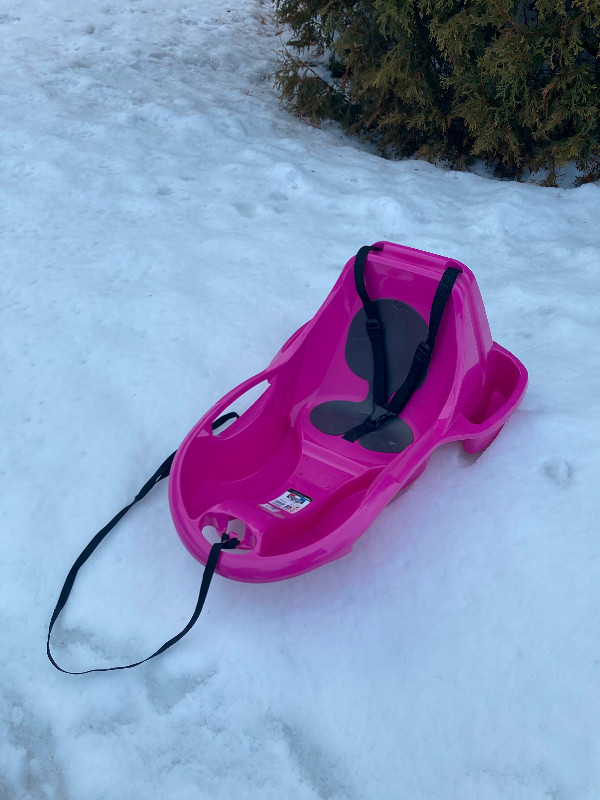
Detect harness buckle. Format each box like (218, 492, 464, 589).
(371, 404, 393, 428)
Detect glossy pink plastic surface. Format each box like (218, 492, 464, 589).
(169, 242, 527, 582)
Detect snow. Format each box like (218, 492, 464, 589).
(2, 0, 600, 797)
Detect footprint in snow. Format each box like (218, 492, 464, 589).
(543, 457, 573, 487)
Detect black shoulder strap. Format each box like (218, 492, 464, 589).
(353, 244, 386, 405)
(386, 265, 462, 416)
(343, 256, 462, 442)
(48, 414, 240, 674)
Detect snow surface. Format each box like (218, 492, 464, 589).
(2, 0, 600, 797)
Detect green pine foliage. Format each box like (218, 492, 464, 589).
(274, 0, 600, 183)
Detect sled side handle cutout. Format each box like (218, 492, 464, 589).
(211, 379, 271, 436)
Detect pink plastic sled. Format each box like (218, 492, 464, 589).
(169, 241, 528, 583)
(48, 241, 528, 673)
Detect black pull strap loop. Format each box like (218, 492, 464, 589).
(211, 411, 239, 431)
(47, 449, 239, 674)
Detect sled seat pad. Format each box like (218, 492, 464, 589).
(310, 298, 428, 453)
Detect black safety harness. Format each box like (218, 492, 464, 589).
(343, 244, 461, 442)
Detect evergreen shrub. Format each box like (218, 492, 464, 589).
(274, 0, 600, 183)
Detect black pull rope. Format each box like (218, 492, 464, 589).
(48, 413, 240, 675)
(211, 411, 239, 430)
(343, 251, 462, 443)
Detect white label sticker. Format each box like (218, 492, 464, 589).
(265, 489, 312, 514)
